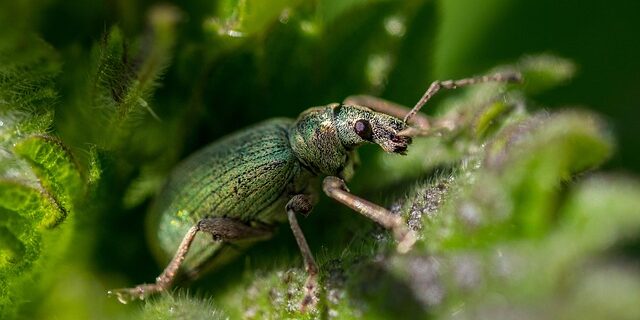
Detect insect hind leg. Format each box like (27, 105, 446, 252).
(108, 217, 272, 304)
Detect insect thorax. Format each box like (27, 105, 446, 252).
(289, 104, 355, 179)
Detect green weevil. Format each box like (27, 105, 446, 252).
(109, 72, 521, 310)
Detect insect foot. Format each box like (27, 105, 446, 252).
(107, 284, 162, 304)
(300, 274, 319, 312)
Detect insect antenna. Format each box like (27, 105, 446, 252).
(403, 72, 523, 124)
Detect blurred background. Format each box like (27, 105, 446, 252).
(1, 0, 639, 319)
(10, 0, 639, 172)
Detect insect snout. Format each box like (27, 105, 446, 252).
(390, 134, 412, 154)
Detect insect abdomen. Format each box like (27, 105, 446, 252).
(148, 118, 299, 268)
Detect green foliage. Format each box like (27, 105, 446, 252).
(0, 2, 178, 318)
(139, 292, 227, 320)
(0, 24, 81, 317)
(67, 8, 178, 150)
(1, 0, 639, 319)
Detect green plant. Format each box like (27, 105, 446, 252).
(1, 1, 639, 319)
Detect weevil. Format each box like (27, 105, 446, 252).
(109, 73, 521, 309)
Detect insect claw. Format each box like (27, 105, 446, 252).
(108, 285, 156, 304)
(299, 294, 317, 313)
(108, 289, 133, 304)
(299, 276, 318, 313)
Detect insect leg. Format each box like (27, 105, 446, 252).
(108, 225, 198, 304)
(343, 95, 431, 131)
(108, 217, 272, 304)
(322, 176, 416, 253)
(286, 194, 319, 311)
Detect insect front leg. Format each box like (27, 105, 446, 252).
(108, 217, 272, 304)
(286, 194, 319, 312)
(322, 176, 416, 253)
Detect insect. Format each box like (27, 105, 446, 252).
(109, 72, 521, 310)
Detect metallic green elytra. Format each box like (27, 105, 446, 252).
(109, 72, 521, 309)
(149, 118, 303, 272)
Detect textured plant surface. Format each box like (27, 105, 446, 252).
(1, 1, 639, 319)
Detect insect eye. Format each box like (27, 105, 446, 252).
(354, 119, 373, 141)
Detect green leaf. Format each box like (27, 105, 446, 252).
(139, 292, 228, 320)
(518, 54, 576, 95)
(0, 21, 85, 318)
(14, 135, 83, 214)
(75, 11, 179, 150)
(0, 34, 60, 111)
(485, 110, 612, 236)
